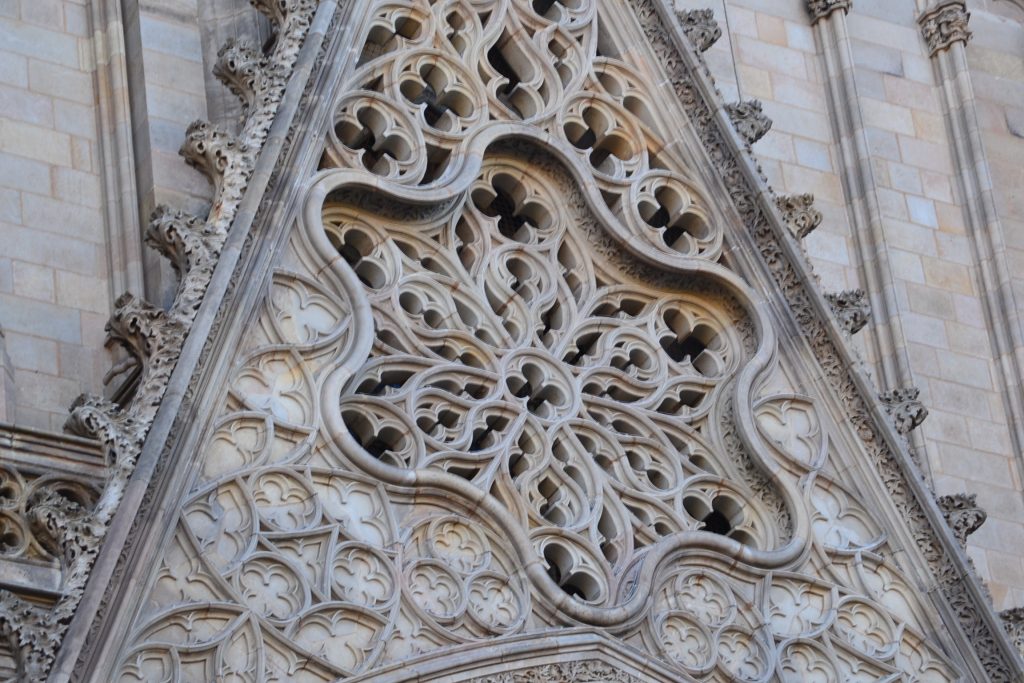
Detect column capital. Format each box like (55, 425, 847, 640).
(807, 0, 851, 24)
(918, 1, 971, 57)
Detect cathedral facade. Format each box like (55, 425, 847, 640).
(1, 0, 1024, 680)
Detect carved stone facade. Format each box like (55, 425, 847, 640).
(2, 0, 1024, 680)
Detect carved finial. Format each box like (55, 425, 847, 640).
(937, 493, 986, 547)
(725, 100, 772, 145)
(1000, 607, 1024, 659)
(179, 120, 249, 192)
(825, 289, 871, 334)
(146, 206, 212, 278)
(675, 9, 721, 52)
(879, 386, 928, 435)
(807, 0, 851, 24)
(213, 38, 268, 113)
(776, 193, 822, 239)
(918, 1, 971, 57)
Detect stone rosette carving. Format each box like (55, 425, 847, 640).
(879, 387, 928, 435)
(807, 0, 851, 24)
(919, 1, 971, 57)
(725, 100, 772, 145)
(470, 660, 643, 683)
(674, 9, 721, 52)
(0, 0, 319, 679)
(937, 493, 986, 547)
(776, 192, 822, 239)
(1001, 607, 1024, 659)
(825, 288, 870, 334)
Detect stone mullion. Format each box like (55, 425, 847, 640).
(924, 4, 1024, 487)
(810, 5, 929, 464)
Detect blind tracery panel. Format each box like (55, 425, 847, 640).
(112, 0, 972, 679)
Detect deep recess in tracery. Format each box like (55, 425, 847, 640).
(108, 0, 984, 679)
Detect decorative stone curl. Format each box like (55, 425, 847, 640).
(918, 1, 971, 57)
(179, 120, 250, 194)
(725, 100, 772, 145)
(674, 9, 721, 52)
(879, 387, 928, 435)
(936, 493, 986, 548)
(825, 289, 870, 335)
(213, 38, 271, 115)
(807, 0, 851, 24)
(776, 193, 822, 239)
(145, 206, 214, 280)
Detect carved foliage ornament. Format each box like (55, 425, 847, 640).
(937, 493, 986, 547)
(825, 289, 870, 335)
(879, 387, 929, 435)
(673, 9, 721, 53)
(919, 1, 971, 57)
(807, 0, 851, 24)
(104, 0, 1003, 679)
(724, 100, 772, 145)
(775, 193, 822, 240)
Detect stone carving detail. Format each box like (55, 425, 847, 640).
(0, 0, 319, 679)
(627, 0, 1016, 675)
(105, 0, 1011, 678)
(879, 387, 929, 435)
(937, 493, 986, 547)
(807, 0, 851, 23)
(825, 288, 870, 335)
(1000, 607, 1024, 659)
(674, 9, 721, 52)
(472, 660, 642, 682)
(725, 100, 772, 145)
(213, 38, 272, 116)
(776, 193, 821, 239)
(919, 1, 971, 57)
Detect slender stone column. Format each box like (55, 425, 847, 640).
(919, 1, 1024, 481)
(807, 0, 930, 468)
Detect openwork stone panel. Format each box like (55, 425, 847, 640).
(106, 0, 1001, 679)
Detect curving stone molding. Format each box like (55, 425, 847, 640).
(725, 100, 772, 145)
(673, 9, 721, 53)
(937, 493, 986, 547)
(78, 0, 1024, 679)
(0, 1, 318, 679)
(919, 1, 971, 57)
(825, 289, 871, 335)
(775, 192, 822, 239)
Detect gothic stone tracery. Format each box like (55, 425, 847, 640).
(100, 0, 1008, 680)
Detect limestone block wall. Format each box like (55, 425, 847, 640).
(0, 0, 249, 427)
(0, 0, 113, 431)
(678, 0, 1024, 609)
